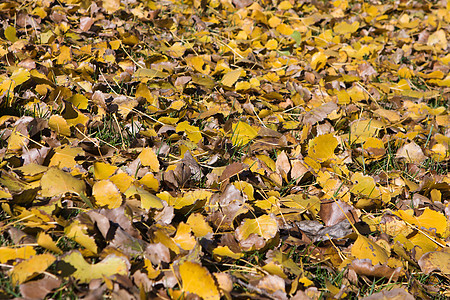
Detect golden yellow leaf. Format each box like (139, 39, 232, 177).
(37, 232, 63, 254)
(109, 172, 134, 192)
(93, 162, 117, 180)
(310, 51, 328, 71)
(169, 190, 212, 210)
(187, 213, 213, 238)
(180, 261, 220, 300)
(68, 94, 88, 110)
(124, 185, 163, 210)
(427, 29, 447, 51)
(0, 246, 36, 264)
(48, 115, 71, 137)
(333, 21, 359, 34)
(7, 129, 27, 151)
(221, 69, 242, 87)
(351, 234, 388, 265)
(62, 251, 129, 283)
(10, 253, 55, 285)
(139, 173, 159, 192)
(351, 172, 381, 199)
(65, 220, 98, 254)
(40, 167, 86, 197)
(235, 214, 278, 241)
(349, 119, 384, 144)
(213, 246, 243, 261)
(138, 148, 160, 172)
(231, 121, 258, 146)
(57, 46, 72, 65)
(173, 222, 196, 251)
(11, 68, 30, 86)
(308, 133, 338, 162)
(102, 0, 121, 14)
(266, 39, 278, 50)
(93, 180, 123, 209)
(176, 121, 202, 143)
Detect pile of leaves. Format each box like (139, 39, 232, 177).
(0, 0, 449, 298)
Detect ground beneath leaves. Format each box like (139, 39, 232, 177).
(0, 0, 449, 299)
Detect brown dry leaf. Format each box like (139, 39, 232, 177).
(396, 142, 427, 164)
(208, 184, 248, 230)
(360, 288, 414, 300)
(418, 248, 450, 275)
(19, 275, 61, 300)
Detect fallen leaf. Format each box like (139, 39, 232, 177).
(61, 251, 129, 283)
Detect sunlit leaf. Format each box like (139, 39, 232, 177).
(10, 253, 55, 285)
(62, 251, 129, 283)
(180, 261, 220, 300)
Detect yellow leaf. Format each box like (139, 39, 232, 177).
(235, 214, 278, 241)
(173, 223, 196, 251)
(134, 68, 168, 80)
(102, 0, 121, 14)
(10, 253, 55, 285)
(187, 213, 213, 238)
(65, 221, 98, 254)
(57, 46, 72, 65)
(349, 119, 384, 144)
(394, 207, 447, 237)
(351, 172, 381, 199)
(48, 115, 71, 137)
(7, 129, 27, 151)
(62, 251, 129, 283)
(231, 121, 258, 146)
(68, 94, 89, 110)
(11, 68, 30, 86)
(144, 259, 160, 279)
(351, 234, 388, 265)
(363, 137, 385, 159)
(49, 146, 84, 170)
(109, 172, 134, 192)
(93, 162, 117, 180)
(268, 16, 281, 28)
(40, 167, 86, 197)
(139, 173, 159, 192)
(186, 56, 210, 75)
(427, 29, 447, 51)
(138, 148, 160, 172)
(310, 51, 328, 71)
(0, 246, 36, 264)
(124, 185, 163, 210)
(37, 232, 63, 254)
(176, 121, 202, 143)
(221, 69, 242, 87)
(333, 21, 359, 34)
(308, 133, 338, 162)
(235, 81, 251, 91)
(5, 26, 18, 42)
(93, 180, 123, 209)
(213, 246, 243, 260)
(266, 39, 278, 50)
(276, 23, 294, 35)
(169, 190, 212, 210)
(180, 261, 220, 300)
(278, 1, 293, 10)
